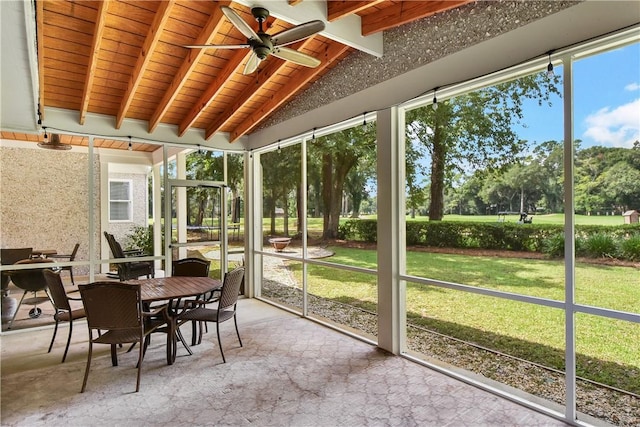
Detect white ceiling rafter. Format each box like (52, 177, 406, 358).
(232, 0, 383, 57)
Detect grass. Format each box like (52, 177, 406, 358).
(284, 245, 640, 393)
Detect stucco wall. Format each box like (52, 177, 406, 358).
(0, 146, 100, 274)
(105, 171, 149, 248)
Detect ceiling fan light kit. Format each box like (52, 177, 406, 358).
(186, 5, 325, 75)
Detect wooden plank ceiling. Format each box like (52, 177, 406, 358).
(5, 0, 472, 151)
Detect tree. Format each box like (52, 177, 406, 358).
(310, 123, 376, 239)
(186, 150, 223, 226)
(261, 146, 301, 236)
(406, 72, 561, 220)
(405, 134, 429, 218)
(575, 145, 640, 214)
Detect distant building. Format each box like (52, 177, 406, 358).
(623, 210, 639, 224)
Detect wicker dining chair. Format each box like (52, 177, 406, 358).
(78, 282, 170, 393)
(48, 243, 80, 286)
(170, 257, 213, 348)
(43, 269, 85, 363)
(176, 266, 245, 363)
(172, 257, 210, 277)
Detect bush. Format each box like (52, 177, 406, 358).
(337, 219, 377, 242)
(339, 218, 640, 260)
(125, 224, 154, 255)
(542, 233, 564, 258)
(583, 233, 617, 258)
(620, 235, 640, 261)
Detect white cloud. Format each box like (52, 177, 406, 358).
(625, 82, 640, 91)
(583, 98, 640, 148)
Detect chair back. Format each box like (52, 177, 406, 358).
(69, 243, 80, 261)
(172, 257, 210, 277)
(79, 282, 142, 331)
(1, 247, 33, 289)
(104, 232, 124, 258)
(1, 248, 33, 265)
(218, 267, 245, 311)
(9, 258, 53, 292)
(43, 269, 71, 311)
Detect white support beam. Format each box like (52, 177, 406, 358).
(41, 107, 248, 151)
(376, 106, 402, 354)
(232, 0, 383, 57)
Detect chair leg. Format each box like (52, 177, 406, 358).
(191, 321, 198, 346)
(136, 339, 143, 392)
(175, 327, 192, 355)
(216, 322, 225, 363)
(198, 321, 205, 345)
(69, 268, 75, 286)
(81, 340, 93, 393)
(7, 291, 28, 329)
(48, 317, 60, 353)
(110, 344, 118, 366)
(233, 314, 243, 348)
(62, 319, 73, 363)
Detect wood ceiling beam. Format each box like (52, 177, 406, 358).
(148, 0, 232, 133)
(327, 1, 384, 22)
(116, 1, 175, 129)
(361, 0, 473, 36)
(79, 0, 110, 125)
(178, 49, 248, 137)
(227, 42, 350, 143)
(205, 38, 316, 140)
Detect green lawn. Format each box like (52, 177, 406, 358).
(290, 245, 640, 393)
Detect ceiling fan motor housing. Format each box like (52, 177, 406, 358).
(254, 34, 273, 59)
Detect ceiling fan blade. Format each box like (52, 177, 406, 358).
(272, 47, 321, 68)
(221, 6, 259, 41)
(272, 20, 325, 47)
(185, 44, 250, 49)
(243, 51, 262, 75)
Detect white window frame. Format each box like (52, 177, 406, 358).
(109, 179, 133, 222)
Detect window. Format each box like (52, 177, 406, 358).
(109, 180, 132, 222)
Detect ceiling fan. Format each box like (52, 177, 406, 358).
(186, 6, 325, 75)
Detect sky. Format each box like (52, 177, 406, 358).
(517, 42, 640, 149)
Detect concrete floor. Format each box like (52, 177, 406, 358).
(1, 298, 569, 426)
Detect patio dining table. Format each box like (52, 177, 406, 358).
(126, 276, 222, 364)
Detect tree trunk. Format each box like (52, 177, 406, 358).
(429, 136, 446, 221)
(296, 184, 303, 234)
(327, 176, 344, 238)
(321, 153, 333, 238)
(283, 197, 289, 236)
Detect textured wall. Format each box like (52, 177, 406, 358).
(106, 172, 149, 247)
(260, 0, 578, 129)
(0, 146, 100, 274)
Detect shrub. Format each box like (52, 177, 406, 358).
(337, 219, 377, 242)
(583, 233, 617, 258)
(125, 224, 154, 255)
(620, 235, 640, 261)
(542, 233, 564, 258)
